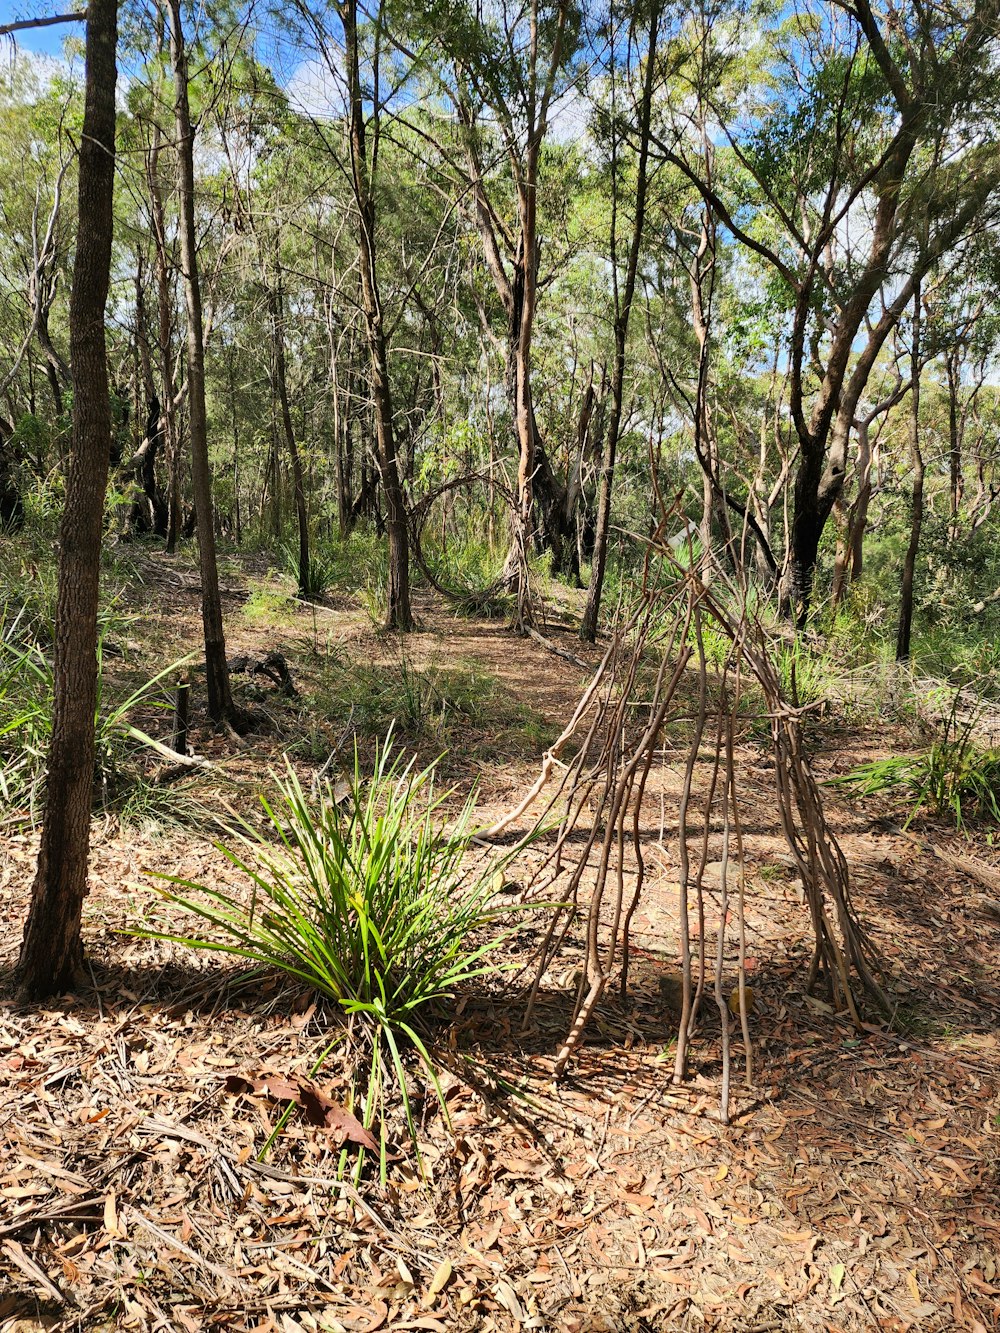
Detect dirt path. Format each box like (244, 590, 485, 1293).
(2, 557, 999, 1332)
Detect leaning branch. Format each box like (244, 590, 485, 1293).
(0, 12, 84, 37)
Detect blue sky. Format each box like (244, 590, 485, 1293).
(0, 2, 86, 57)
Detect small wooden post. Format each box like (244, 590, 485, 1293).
(171, 674, 190, 756)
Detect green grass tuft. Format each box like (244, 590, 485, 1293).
(135, 734, 528, 1170)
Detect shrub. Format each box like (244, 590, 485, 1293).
(139, 735, 525, 1168)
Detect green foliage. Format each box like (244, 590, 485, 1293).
(287, 529, 391, 622)
(773, 637, 828, 708)
(0, 605, 194, 829)
(279, 541, 342, 601)
(420, 529, 511, 618)
(138, 737, 526, 1167)
(242, 580, 294, 624)
(311, 652, 548, 755)
(833, 723, 1000, 830)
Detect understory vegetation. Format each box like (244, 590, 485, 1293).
(3, 0, 1000, 1327)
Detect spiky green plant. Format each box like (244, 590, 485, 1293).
(137, 734, 525, 1169)
(832, 732, 1000, 830)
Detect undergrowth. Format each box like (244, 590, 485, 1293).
(832, 715, 1000, 830)
(305, 651, 552, 756)
(137, 735, 527, 1173)
(0, 605, 200, 830)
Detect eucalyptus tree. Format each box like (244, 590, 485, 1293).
(0, 56, 79, 425)
(18, 0, 118, 998)
(123, 16, 185, 547)
(580, 0, 664, 640)
(290, 0, 414, 630)
(0, 54, 85, 518)
(165, 0, 236, 721)
(408, 0, 587, 629)
(653, 0, 1000, 622)
(896, 286, 924, 660)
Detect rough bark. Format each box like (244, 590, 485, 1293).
(167, 0, 234, 720)
(17, 0, 118, 999)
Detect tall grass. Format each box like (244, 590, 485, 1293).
(832, 704, 1000, 830)
(0, 605, 194, 828)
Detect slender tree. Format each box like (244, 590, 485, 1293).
(166, 0, 235, 720)
(340, 0, 413, 630)
(271, 263, 311, 598)
(581, 0, 661, 641)
(17, 0, 118, 998)
(896, 286, 924, 661)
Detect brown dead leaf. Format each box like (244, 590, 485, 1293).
(427, 1258, 453, 1298)
(224, 1073, 378, 1149)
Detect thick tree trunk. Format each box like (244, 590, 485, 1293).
(167, 0, 234, 720)
(18, 0, 118, 999)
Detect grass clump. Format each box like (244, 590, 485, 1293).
(139, 735, 524, 1168)
(0, 605, 195, 829)
(279, 541, 344, 601)
(832, 728, 1000, 830)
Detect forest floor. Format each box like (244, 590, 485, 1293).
(2, 547, 1000, 1333)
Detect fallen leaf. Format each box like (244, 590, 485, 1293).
(224, 1073, 378, 1150)
(428, 1258, 453, 1298)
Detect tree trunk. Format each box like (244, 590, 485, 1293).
(831, 418, 872, 609)
(228, 350, 242, 545)
(167, 0, 234, 721)
(581, 6, 660, 639)
(830, 494, 850, 610)
(343, 0, 412, 631)
(946, 353, 964, 542)
(17, 0, 118, 999)
(557, 365, 595, 587)
(272, 271, 310, 596)
(896, 289, 924, 661)
(147, 101, 182, 553)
